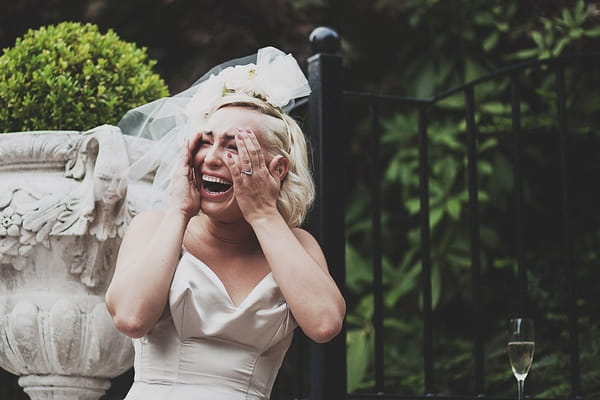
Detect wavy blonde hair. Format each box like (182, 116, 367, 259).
(207, 94, 315, 227)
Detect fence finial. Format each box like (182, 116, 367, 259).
(309, 26, 340, 55)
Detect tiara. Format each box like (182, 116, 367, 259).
(184, 47, 311, 125)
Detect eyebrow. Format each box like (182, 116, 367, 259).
(200, 130, 236, 140)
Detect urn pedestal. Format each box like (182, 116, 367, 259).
(0, 127, 153, 400)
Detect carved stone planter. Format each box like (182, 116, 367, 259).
(0, 127, 153, 400)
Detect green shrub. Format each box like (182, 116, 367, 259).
(0, 22, 169, 132)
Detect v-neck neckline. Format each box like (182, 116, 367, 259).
(181, 250, 274, 309)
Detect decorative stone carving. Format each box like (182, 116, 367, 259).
(0, 127, 154, 400)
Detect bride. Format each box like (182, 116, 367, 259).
(104, 47, 346, 399)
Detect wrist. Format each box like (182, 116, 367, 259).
(248, 209, 286, 230)
(164, 206, 194, 225)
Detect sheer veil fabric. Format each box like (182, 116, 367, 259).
(119, 46, 311, 209)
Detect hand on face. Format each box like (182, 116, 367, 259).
(170, 135, 203, 219)
(224, 128, 287, 224)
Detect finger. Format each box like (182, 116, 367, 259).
(225, 152, 243, 181)
(235, 131, 253, 173)
(244, 129, 266, 169)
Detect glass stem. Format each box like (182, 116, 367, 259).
(517, 378, 525, 400)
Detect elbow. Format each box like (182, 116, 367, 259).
(112, 315, 149, 338)
(307, 302, 346, 344)
(104, 298, 149, 339)
(309, 317, 344, 343)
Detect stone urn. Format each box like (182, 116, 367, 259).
(0, 126, 153, 400)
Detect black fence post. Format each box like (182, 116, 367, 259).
(306, 27, 347, 400)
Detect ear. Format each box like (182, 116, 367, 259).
(268, 155, 290, 181)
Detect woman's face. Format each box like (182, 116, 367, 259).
(192, 106, 271, 220)
(93, 162, 127, 206)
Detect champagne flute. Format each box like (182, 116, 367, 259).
(507, 318, 535, 400)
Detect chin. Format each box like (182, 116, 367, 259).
(200, 201, 243, 223)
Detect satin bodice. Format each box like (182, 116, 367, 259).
(124, 249, 297, 399)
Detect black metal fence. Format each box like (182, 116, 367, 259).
(303, 27, 600, 400)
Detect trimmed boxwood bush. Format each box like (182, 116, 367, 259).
(0, 22, 169, 132)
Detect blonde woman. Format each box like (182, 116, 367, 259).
(105, 47, 346, 399)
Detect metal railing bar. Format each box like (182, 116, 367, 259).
(464, 87, 485, 394)
(417, 104, 435, 395)
(431, 52, 599, 101)
(343, 90, 431, 105)
(342, 53, 600, 106)
(509, 74, 528, 315)
(554, 62, 582, 399)
(369, 100, 386, 393)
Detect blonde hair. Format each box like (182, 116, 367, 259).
(208, 94, 315, 227)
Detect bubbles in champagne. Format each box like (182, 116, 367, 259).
(508, 341, 535, 379)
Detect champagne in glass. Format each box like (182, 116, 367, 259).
(508, 318, 535, 400)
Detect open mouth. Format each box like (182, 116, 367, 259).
(202, 174, 233, 194)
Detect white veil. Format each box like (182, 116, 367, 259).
(120, 46, 312, 209)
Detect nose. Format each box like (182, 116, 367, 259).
(204, 144, 224, 166)
(105, 177, 119, 195)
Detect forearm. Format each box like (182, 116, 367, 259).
(105, 209, 189, 337)
(250, 214, 345, 343)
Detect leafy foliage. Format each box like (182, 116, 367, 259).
(342, 0, 600, 397)
(0, 22, 168, 132)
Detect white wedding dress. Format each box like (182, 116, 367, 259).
(123, 249, 297, 399)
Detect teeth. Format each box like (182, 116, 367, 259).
(202, 174, 231, 184)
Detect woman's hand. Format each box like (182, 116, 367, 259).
(224, 128, 286, 224)
(170, 134, 202, 220)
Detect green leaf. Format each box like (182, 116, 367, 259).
(512, 48, 540, 60)
(436, 94, 465, 110)
(562, 8, 574, 27)
(385, 261, 420, 307)
(430, 206, 444, 228)
(531, 31, 545, 47)
(477, 160, 493, 175)
(569, 27, 584, 39)
(446, 197, 462, 220)
(481, 101, 509, 115)
(406, 197, 420, 215)
(347, 329, 372, 393)
(584, 26, 600, 37)
(552, 37, 571, 57)
(483, 32, 500, 52)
